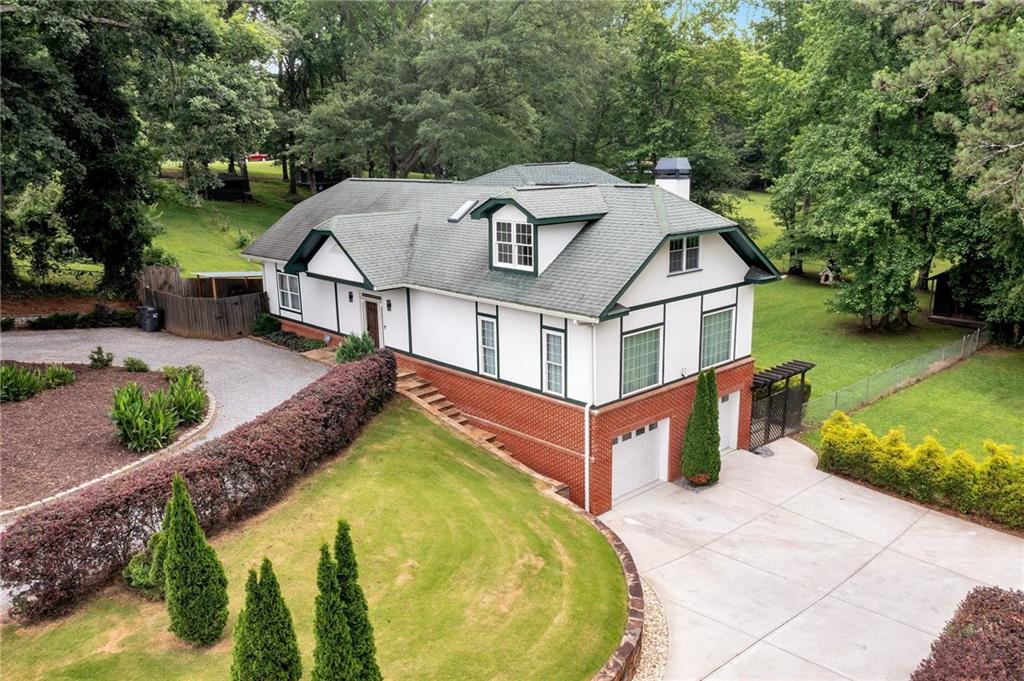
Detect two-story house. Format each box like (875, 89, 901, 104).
(242, 159, 779, 515)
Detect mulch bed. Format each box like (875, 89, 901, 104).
(1, 363, 171, 511)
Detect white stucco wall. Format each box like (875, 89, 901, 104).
(335, 283, 363, 336)
(618, 233, 749, 308)
(566, 320, 594, 403)
(381, 288, 410, 352)
(664, 296, 702, 381)
(537, 221, 585, 273)
(306, 238, 365, 284)
(263, 261, 280, 315)
(735, 285, 754, 358)
(498, 306, 540, 389)
(299, 274, 338, 332)
(595, 319, 622, 405)
(409, 289, 477, 371)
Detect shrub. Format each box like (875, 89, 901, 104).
(681, 369, 721, 486)
(1, 352, 396, 622)
(0, 364, 45, 402)
(167, 372, 207, 425)
(336, 520, 382, 681)
(819, 412, 1023, 529)
(263, 330, 326, 352)
(1, 317, 14, 331)
(336, 332, 376, 364)
(231, 559, 301, 681)
(313, 543, 355, 681)
(122, 357, 149, 372)
(43, 364, 76, 389)
(89, 346, 114, 368)
(122, 532, 164, 599)
(110, 383, 180, 452)
(142, 244, 179, 267)
(162, 364, 205, 386)
(164, 474, 229, 646)
(250, 312, 281, 337)
(26, 305, 136, 331)
(911, 586, 1024, 681)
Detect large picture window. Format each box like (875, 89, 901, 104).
(621, 327, 662, 395)
(277, 272, 301, 312)
(494, 220, 534, 270)
(542, 329, 565, 396)
(669, 235, 700, 273)
(478, 316, 498, 377)
(701, 308, 734, 368)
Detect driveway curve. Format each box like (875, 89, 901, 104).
(603, 438, 1024, 681)
(0, 328, 328, 439)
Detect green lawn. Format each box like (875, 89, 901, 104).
(728, 189, 783, 248)
(2, 400, 626, 681)
(847, 349, 1024, 458)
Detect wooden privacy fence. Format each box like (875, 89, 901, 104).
(138, 266, 267, 340)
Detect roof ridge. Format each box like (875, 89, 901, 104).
(516, 183, 596, 192)
(349, 177, 454, 184)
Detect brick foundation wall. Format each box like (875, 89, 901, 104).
(278, 318, 345, 346)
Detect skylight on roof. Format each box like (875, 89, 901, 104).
(447, 199, 478, 223)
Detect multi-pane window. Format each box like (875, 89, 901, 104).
(701, 308, 734, 368)
(494, 220, 533, 270)
(669, 235, 700, 273)
(621, 327, 661, 395)
(277, 272, 301, 312)
(543, 329, 565, 396)
(478, 316, 498, 377)
(496, 221, 514, 265)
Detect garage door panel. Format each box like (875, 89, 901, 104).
(612, 419, 667, 501)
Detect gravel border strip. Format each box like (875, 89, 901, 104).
(0, 392, 217, 522)
(632, 578, 668, 681)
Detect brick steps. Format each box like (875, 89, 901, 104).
(395, 371, 507, 452)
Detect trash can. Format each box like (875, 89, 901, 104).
(138, 306, 162, 332)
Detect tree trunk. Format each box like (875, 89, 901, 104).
(788, 252, 804, 275)
(915, 256, 932, 292)
(288, 158, 297, 195)
(240, 157, 252, 199)
(227, 157, 236, 174)
(307, 157, 317, 195)
(281, 161, 288, 182)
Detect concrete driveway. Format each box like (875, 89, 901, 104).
(0, 328, 328, 438)
(601, 438, 1024, 680)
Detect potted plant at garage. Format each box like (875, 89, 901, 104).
(682, 369, 721, 486)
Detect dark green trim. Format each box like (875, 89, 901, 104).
(394, 348, 588, 407)
(269, 314, 338, 338)
(540, 324, 567, 398)
(624, 281, 747, 315)
(406, 288, 413, 353)
(306, 271, 372, 290)
(597, 226, 778, 320)
(698, 303, 737, 371)
(470, 196, 608, 226)
(282, 230, 375, 289)
(274, 266, 303, 316)
(593, 354, 753, 409)
(619, 321, 665, 399)
(534, 213, 606, 225)
(476, 308, 499, 379)
(488, 214, 539, 276)
(333, 283, 340, 333)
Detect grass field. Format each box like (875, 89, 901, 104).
(848, 349, 1024, 458)
(1, 400, 626, 681)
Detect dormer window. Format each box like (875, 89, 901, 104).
(669, 235, 700, 274)
(495, 220, 534, 271)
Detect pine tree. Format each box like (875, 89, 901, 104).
(682, 370, 721, 485)
(163, 474, 229, 645)
(313, 543, 356, 681)
(335, 520, 382, 681)
(231, 570, 260, 681)
(231, 559, 302, 681)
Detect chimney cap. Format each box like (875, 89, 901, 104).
(654, 157, 691, 178)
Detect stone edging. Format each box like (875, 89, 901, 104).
(0, 393, 217, 522)
(397, 393, 644, 681)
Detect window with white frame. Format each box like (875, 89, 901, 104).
(701, 308, 734, 368)
(277, 272, 301, 312)
(478, 316, 498, 377)
(542, 329, 565, 396)
(669, 235, 700, 273)
(621, 327, 662, 395)
(494, 220, 534, 270)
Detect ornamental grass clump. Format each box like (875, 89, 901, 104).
(0, 363, 45, 402)
(681, 369, 721, 486)
(231, 558, 301, 681)
(42, 363, 76, 389)
(110, 383, 180, 452)
(336, 332, 376, 364)
(163, 474, 228, 646)
(166, 372, 207, 425)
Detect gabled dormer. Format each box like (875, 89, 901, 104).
(469, 185, 608, 275)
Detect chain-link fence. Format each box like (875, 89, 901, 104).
(803, 327, 988, 425)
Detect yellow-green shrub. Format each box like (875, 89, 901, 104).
(818, 413, 1022, 529)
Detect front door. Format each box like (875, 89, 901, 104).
(718, 391, 739, 451)
(363, 299, 381, 348)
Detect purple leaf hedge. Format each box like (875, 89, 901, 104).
(1, 351, 395, 623)
(912, 586, 1024, 681)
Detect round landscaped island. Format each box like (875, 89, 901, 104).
(1, 400, 627, 680)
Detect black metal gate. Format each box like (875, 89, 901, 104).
(749, 361, 815, 450)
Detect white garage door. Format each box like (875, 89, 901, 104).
(612, 418, 668, 501)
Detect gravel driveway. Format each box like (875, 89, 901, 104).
(602, 438, 1024, 681)
(0, 328, 328, 439)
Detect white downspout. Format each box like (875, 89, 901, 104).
(584, 321, 597, 513)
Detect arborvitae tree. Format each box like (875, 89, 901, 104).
(163, 474, 228, 645)
(231, 559, 302, 681)
(313, 543, 356, 681)
(335, 521, 382, 681)
(682, 370, 721, 485)
(231, 570, 261, 681)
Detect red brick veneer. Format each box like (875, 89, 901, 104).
(279, 318, 343, 346)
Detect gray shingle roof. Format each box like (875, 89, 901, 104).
(467, 161, 626, 186)
(244, 176, 737, 319)
(502, 185, 608, 220)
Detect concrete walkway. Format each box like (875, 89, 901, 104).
(601, 439, 1024, 680)
(0, 328, 328, 438)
